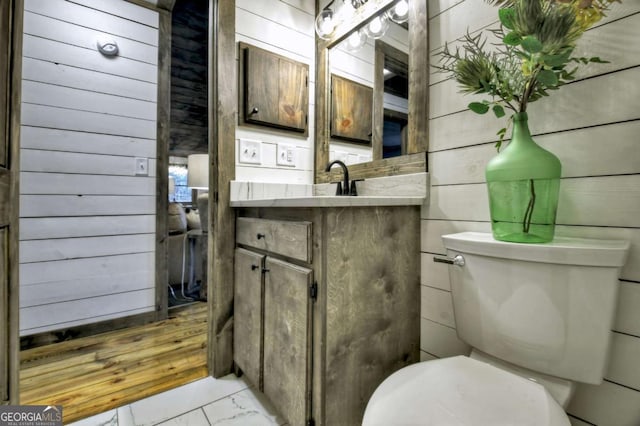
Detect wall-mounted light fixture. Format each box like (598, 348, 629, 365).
(387, 0, 409, 24)
(344, 28, 367, 52)
(364, 14, 389, 39)
(96, 37, 119, 57)
(351, 0, 369, 8)
(315, 1, 338, 40)
(315, 0, 408, 50)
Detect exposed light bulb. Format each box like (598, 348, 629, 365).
(369, 17, 383, 33)
(315, 8, 337, 40)
(320, 16, 334, 34)
(345, 29, 366, 52)
(388, 0, 409, 24)
(364, 15, 388, 39)
(395, 0, 409, 17)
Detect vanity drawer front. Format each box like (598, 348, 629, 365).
(236, 217, 312, 262)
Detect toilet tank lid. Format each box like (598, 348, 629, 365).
(442, 232, 630, 267)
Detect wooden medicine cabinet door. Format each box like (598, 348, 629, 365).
(330, 74, 373, 144)
(240, 43, 309, 134)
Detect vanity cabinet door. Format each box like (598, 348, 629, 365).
(263, 257, 313, 426)
(233, 248, 265, 389)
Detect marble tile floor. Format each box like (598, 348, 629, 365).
(67, 374, 287, 426)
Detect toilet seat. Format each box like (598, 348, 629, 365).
(362, 356, 570, 426)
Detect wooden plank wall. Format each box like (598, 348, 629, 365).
(235, 0, 316, 184)
(423, 1, 640, 425)
(170, 0, 208, 156)
(19, 0, 159, 336)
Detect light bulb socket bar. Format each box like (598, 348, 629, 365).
(351, 0, 369, 9)
(316, 0, 401, 40)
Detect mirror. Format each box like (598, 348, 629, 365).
(315, 0, 428, 182)
(329, 18, 409, 164)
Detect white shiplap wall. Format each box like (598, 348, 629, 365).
(19, 0, 158, 335)
(235, 0, 316, 184)
(423, 1, 640, 424)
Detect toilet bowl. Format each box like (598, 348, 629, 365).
(363, 356, 569, 426)
(363, 232, 629, 426)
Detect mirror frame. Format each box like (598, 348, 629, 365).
(314, 0, 428, 183)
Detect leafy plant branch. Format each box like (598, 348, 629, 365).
(433, 0, 615, 148)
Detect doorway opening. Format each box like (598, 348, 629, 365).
(17, 0, 216, 421)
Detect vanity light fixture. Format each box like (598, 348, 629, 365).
(316, 0, 405, 44)
(315, 1, 338, 40)
(364, 14, 389, 39)
(344, 28, 367, 52)
(387, 0, 409, 24)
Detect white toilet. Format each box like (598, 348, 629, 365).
(363, 232, 630, 426)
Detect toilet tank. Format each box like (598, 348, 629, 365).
(442, 232, 629, 385)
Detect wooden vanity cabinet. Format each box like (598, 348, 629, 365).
(234, 218, 314, 426)
(234, 207, 420, 426)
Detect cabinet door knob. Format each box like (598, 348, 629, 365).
(262, 268, 270, 274)
(250, 107, 259, 115)
(251, 264, 259, 271)
(256, 233, 266, 240)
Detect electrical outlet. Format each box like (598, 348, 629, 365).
(276, 144, 296, 167)
(135, 157, 148, 176)
(238, 139, 262, 164)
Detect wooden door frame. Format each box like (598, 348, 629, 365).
(1, 0, 23, 405)
(154, 4, 171, 322)
(207, 0, 236, 377)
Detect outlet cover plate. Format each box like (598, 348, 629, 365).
(239, 139, 262, 164)
(276, 144, 296, 167)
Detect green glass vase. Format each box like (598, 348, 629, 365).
(485, 112, 561, 243)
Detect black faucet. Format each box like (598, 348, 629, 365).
(325, 160, 350, 196)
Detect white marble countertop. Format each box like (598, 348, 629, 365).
(229, 173, 428, 208)
(230, 195, 425, 208)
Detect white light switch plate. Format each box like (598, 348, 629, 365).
(276, 144, 296, 167)
(239, 139, 262, 164)
(135, 157, 148, 176)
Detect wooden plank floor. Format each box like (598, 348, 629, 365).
(20, 302, 208, 424)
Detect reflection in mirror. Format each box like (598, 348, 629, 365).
(315, 0, 428, 182)
(328, 7, 408, 165)
(377, 40, 408, 159)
